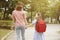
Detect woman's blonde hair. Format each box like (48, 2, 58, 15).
(15, 2, 24, 11)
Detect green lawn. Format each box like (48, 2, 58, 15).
(0, 20, 12, 22)
(0, 20, 12, 25)
(0, 28, 11, 40)
(0, 20, 12, 39)
(57, 31, 60, 34)
(0, 20, 12, 29)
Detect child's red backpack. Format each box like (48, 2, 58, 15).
(35, 19, 46, 32)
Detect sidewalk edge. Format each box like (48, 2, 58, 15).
(1, 30, 14, 40)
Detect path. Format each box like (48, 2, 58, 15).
(5, 24, 60, 40)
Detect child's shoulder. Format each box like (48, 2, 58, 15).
(32, 19, 37, 24)
(33, 19, 37, 22)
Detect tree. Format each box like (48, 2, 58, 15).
(54, 1, 60, 22)
(45, 0, 60, 23)
(30, 0, 48, 20)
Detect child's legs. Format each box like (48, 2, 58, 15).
(41, 33, 45, 40)
(33, 31, 39, 40)
(33, 32, 45, 40)
(38, 32, 45, 40)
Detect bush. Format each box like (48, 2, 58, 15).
(0, 20, 12, 29)
(0, 28, 11, 39)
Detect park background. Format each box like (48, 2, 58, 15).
(0, 0, 60, 40)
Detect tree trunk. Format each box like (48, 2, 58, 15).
(31, 11, 32, 22)
(3, 6, 6, 20)
(57, 16, 59, 23)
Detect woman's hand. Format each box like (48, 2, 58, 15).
(27, 23, 32, 27)
(11, 22, 15, 30)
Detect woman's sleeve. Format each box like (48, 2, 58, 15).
(11, 11, 16, 22)
(23, 11, 27, 24)
(23, 11, 27, 19)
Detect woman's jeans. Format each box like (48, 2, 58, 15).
(15, 26, 25, 40)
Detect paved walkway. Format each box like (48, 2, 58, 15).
(6, 24, 60, 40)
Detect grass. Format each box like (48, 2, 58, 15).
(0, 20, 12, 22)
(0, 28, 11, 40)
(57, 31, 60, 34)
(0, 20, 12, 25)
(57, 31, 60, 40)
(0, 20, 12, 39)
(0, 20, 12, 29)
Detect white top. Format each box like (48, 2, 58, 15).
(32, 19, 45, 40)
(32, 19, 37, 25)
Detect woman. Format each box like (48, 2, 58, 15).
(11, 2, 27, 40)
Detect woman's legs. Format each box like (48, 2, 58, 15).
(21, 26, 25, 40)
(15, 26, 25, 40)
(15, 26, 20, 40)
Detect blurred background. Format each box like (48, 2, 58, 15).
(0, 0, 60, 40)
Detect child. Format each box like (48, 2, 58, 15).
(28, 12, 45, 40)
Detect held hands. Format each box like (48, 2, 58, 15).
(26, 23, 33, 28)
(25, 24, 31, 29)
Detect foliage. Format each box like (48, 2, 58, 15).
(45, 0, 60, 18)
(0, 20, 12, 29)
(0, 0, 60, 23)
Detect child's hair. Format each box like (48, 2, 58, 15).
(35, 12, 42, 19)
(38, 13, 42, 19)
(15, 2, 24, 11)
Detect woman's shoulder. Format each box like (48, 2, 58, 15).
(12, 10, 17, 13)
(12, 10, 16, 14)
(22, 11, 27, 14)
